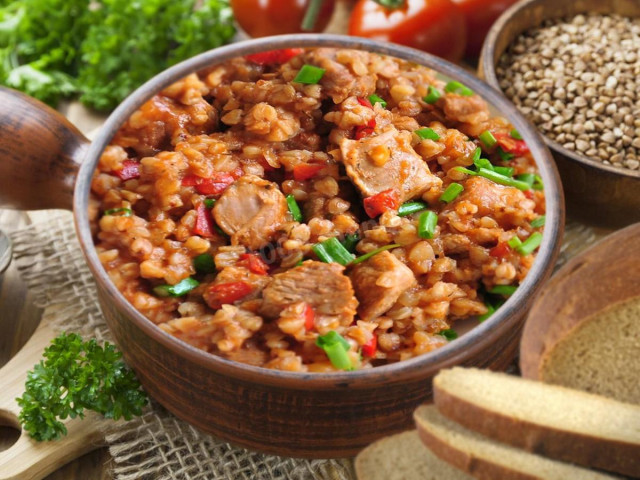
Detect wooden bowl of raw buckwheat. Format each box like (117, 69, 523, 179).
(480, 0, 640, 228)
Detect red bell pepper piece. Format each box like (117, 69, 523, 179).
(354, 118, 376, 140)
(363, 189, 401, 218)
(204, 281, 253, 310)
(182, 172, 237, 196)
(193, 203, 215, 238)
(357, 97, 373, 109)
(293, 163, 324, 182)
(238, 253, 269, 275)
(362, 335, 377, 358)
(495, 132, 530, 156)
(523, 190, 535, 200)
(489, 242, 511, 258)
(302, 303, 315, 331)
(114, 160, 140, 181)
(245, 48, 304, 65)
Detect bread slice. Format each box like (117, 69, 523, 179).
(433, 367, 640, 477)
(355, 430, 473, 480)
(540, 296, 640, 404)
(414, 405, 620, 480)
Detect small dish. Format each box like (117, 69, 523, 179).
(479, 0, 640, 228)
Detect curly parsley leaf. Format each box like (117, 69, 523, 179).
(16, 332, 148, 441)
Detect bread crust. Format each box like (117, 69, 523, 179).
(414, 408, 545, 480)
(434, 382, 640, 477)
(520, 223, 640, 381)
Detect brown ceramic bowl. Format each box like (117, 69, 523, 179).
(479, 0, 640, 229)
(0, 34, 564, 458)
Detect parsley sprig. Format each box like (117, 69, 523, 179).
(16, 333, 148, 441)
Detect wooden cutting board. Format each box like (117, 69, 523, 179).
(0, 212, 112, 479)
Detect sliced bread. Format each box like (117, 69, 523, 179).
(354, 430, 473, 480)
(433, 367, 640, 477)
(540, 296, 640, 404)
(414, 405, 620, 480)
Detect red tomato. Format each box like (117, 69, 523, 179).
(452, 0, 519, 58)
(204, 281, 253, 309)
(293, 163, 325, 181)
(348, 0, 467, 63)
(363, 189, 401, 218)
(302, 303, 315, 331)
(194, 203, 215, 238)
(238, 253, 269, 275)
(114, 160, 140, 181)
(231, 0, 336, 37)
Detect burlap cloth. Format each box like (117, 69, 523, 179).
(6, 210, 607, 480)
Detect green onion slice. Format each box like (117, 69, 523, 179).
(104, 207, 133, 217)
(472, 147, 482, 163)
(488, 285, 518, 296)
(444, 81, 474, 97)
(439, 183, 464, 203)
(516, 232, 543, 256)
(193, 254, 216, 274)
(515, 173, 543, 190)
(507, 236, 522, 249)
(510, 129, 523, 140)
(293, 64, 325, 84)
(368, 93, 387, 108)
(493, 166, 514, 177)
(203, 198, 216, 209)
(312, 237, 355, 266)
(531, 215, 546, 228)
(477, 168, 531, 191)
(423, 85, 442, 104)
(479, 130, 497, 148)
(418, 210, 438, 239)
(438, 328, 458, 341)
(316, 331, 352, 370)
(398, 201, 428, 217)
(341, 233, 360, 253)
(295, 259, 304, 267)
(474, 157, 494, 171)
(351, 244, 400, 266)
(415, 127, 440, 141)
(497, 147, 514, 161)
(286, 194, 303, 223)
(153, 277, 199, 297)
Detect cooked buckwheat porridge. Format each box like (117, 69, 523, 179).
(91, 48, 545, 372)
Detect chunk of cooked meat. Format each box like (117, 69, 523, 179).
(456, 176, 535, 228)
(304, 48, 376, 103)
(349, 251, 416, 320)
(441, 94, 490, 125)
(260, 261, 358, 326)
(213, 175, 287, 250)
(340, 127, 441, 202)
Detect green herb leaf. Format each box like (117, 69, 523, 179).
(368, 93, 387, 108)
(372, 0, 405, 8)
(312, 237, 354, 266)
(438, 328, 458, 341)
(444, 81, 474, 97)
(418, 210, 438, 239)
(531, 215, 546, 228)
(341, 233, 360, 253)
(398, 201, 428, 217)
(316, 331, 352, 370)
(423, 85, 441, 104)
(193, 253, 215, 274)
(439, 183, 464, 203)
(153, 277, 200, 297)
(415, 127, 440, 141)
(16, 333, 147, 441)
(351, 244, 400, 265)
(286, 194, 303, 223)
(488, 285, 518, 296)
(104, 207, 132, 217)
(293, 64, 325, 84)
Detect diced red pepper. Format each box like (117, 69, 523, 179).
(303, 303, 315, 331)
(354, 118, 376, 140)
(204, 281, 253, 309)
(523, 190, 534, 200)
(495, 132, 530, 156)
(357, 97, 373, 109)
(182, 172, 237, 196)
(363, 189, 401, 218)
(114, 160, 140, 181)
(489, 242, 511, 258)
(245, 48, 304, 65)
(362, 335, 377, 357)
(293, 163, 324, 182)
(238, 253, 269, 275)
(193, 203, 215, 238)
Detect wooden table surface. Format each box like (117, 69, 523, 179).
(0, 212, 112, 479)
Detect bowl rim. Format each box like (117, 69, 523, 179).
(74, 33, 564, 389)
(480, 0, 640, 180)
